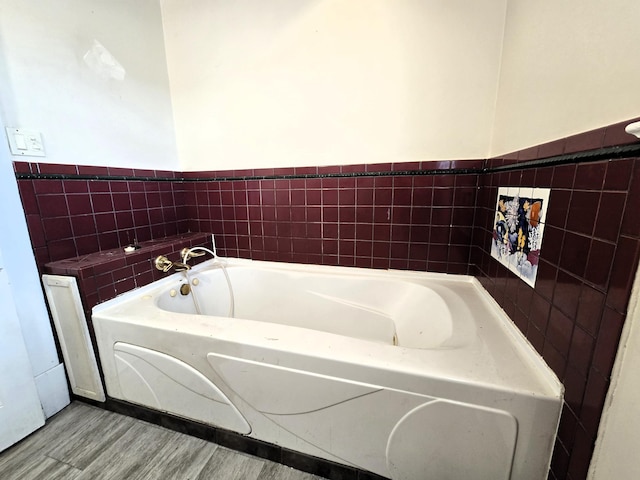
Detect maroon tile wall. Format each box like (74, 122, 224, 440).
(183, 161, 481, 274)
(14, 162, 190, 272)
(473, 120, 640, 480)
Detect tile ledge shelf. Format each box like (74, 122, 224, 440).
(44, 232, 211, 277)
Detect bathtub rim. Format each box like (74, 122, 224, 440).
(92, 257, 563, 401)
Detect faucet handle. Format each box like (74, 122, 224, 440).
(180, 248, 205, 260)
(154, 255, 173, 273)
(172, 261, 192, 271)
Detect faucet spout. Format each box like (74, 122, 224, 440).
(154, 255, 191, 273)
(181, 247, 205, 261)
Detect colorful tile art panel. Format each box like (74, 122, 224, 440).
(491, 187, 550, 287)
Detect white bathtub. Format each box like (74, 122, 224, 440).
(92, 258, 562, 480)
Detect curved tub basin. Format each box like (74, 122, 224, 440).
(93, 257, 562, 480)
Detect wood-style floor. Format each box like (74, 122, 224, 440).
(0, 402, 323, 480)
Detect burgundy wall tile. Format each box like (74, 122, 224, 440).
(574, 162, 606, 190)
(68, 194, 95, 215)
(594, 192, 626, 242)
(432, 188, 454, 206)
(112, 192, 132, 211)
(559, 232, 591, 278)
(546, 189, 571, 228)
(453, 186, 476, 206)
(87, 180, 111, 194)
(147, 191, 162, 208)
(393, 188, 412, 206)
(567, 326, 595, 376)
(575, 285, 605, 337)
(537, 139, 566, 159)
(26, 215, 46, 247)
(567, 426, 595, 479)
(17, 181, 39, 214)
(542, 341, 567, 380)
(75, 235, 99, 255)
(541, 226, 564, 265)
(71, 215, 97, 237)
(116, 211, 135, 229)
(13, 161, 32, 173)
(552, 165, 576, 189)
(563, 365, 587, 415)
(110, 181, 129, 193)
(48, 238, 77, 261)
(63, 179, 89, 193)
(413, 175, 433, 189)
(484, 157, 503, 170)
(520, 169, 535, 186)
(602, 118, 640, 147)
(526, 324, 545, 353)
(38, 194, 69, 217)
(566, 191, 600, 236)
(433, 174, 454, 187)
(95, 211, 117, 231)
(563, 128, 606, 155)
(606, 236, 640, 312)
(107, 167, 135, 177)
(546, 306, 574, 357)
(77, 165, 108, 176)
(591, 307, 625, 377)
(517, 146, 539, 161)
(392, 161, 419, 172)
(584, 240, 615, 289)
(37, 163, 77, 175)
(581, 370, 609, 438)
(34, 178, 64, 194)
(551, 440, 570, 480)
(620, 160, 640, 238)
(548, 423, 572, 472)
(392, 176, 412, 189)
(603, 158, 633, 191)
(91, 193, 114, 213)
(42, 217, 73, 240)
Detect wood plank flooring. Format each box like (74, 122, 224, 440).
(0, 402, 323, 480)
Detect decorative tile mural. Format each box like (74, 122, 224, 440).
(491, 187, 550, 287)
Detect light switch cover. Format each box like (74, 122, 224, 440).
(5, 127, 46, 157)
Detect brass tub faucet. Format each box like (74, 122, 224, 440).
(154, 255, 191, 273)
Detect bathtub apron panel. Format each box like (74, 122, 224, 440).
(207, 352, 442, 475)
(114, 343, 251, 434)
(386, 399, 517, 480)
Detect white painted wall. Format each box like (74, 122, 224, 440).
(588, 267, 640, 479)
(162, 0, 507, 171)
(491, 0, 640, 156)
(4, 1, 639, 171)
(0, 118, 69, 418)
(0, 0, 179, 170)
(0, 0, 180, 420)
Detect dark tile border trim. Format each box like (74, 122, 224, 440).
(14, 167, 481, 183)
(76, 396, 390, 480)
(14, 142, 640, 183)
(485, 143, 640, 172)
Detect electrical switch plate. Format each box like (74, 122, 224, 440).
(5, 128, 46, 157)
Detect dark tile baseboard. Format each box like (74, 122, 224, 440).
(78, 396, 390, 480)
